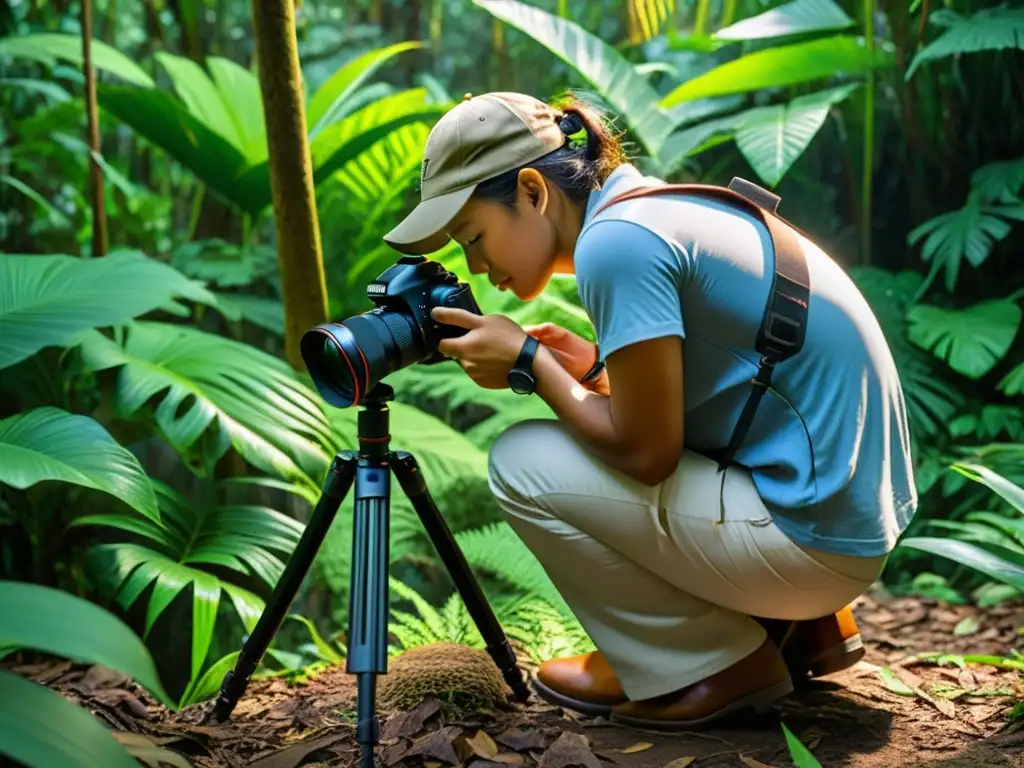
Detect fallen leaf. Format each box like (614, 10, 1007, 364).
(110, 733, 194, 768)
(739, 756, 776, 768)
(954, 617, 981, 636)
(403, 726, 464, 765)
(463, 730, 499, 759)
(380, 697, 442, 741)
(491, 754, 526, 765)
(246, 733, 349, 768)
(877, 667, 915, 696)
(495, 727, 551, 752)
(621, 742, 654, 754)
(662, 758, 696, 768)
(537, 732, 601, 768)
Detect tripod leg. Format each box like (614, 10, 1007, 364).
(210, 452, 357, 723)
(391, 451, 530, 703)
(347, 457, 392, 768)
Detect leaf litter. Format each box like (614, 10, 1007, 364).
(3, 587, 1022, 767)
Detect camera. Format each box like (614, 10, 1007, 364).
(300, 255, 482, 408)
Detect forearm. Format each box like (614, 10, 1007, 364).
(532, 346, 646, 481)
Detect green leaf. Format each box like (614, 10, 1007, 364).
(0, 581, 173, 707)
(899, 536, 1024, 592)
(0, 408, 159, 523)
(715, 0, 854, 43)
(97, 84, 258, 212)
(998, 362, 1024, 397)
(906, 299, 1022, 379)
(907, 7, 1024, 79)
(876, 666, 916, 695)
(780, 721, 824, 768)
(77, 321, 334, 487)
(0, 32, 155, 87)
(0, 669, 142, 768)
(661, 35, 889, 107)
(307, 41, 424, 138)
(734, 83, 857, 186)
(952, 463, 1024, 516)
(0, 250, 215, 370)
(472, 0, 674, 159)
(907, 194, 1024, 292)
(971, 157, 1024, 204)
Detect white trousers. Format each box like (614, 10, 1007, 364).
(487, 419, 887, 701)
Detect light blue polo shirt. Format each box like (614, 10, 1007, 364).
(574, 163, 917, 558)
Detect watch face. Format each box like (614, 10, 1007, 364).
(508, 370, 535, 395)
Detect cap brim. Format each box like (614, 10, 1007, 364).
(383, 185, 476, 255)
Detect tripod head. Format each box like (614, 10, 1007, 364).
(356, 383, 395, 460)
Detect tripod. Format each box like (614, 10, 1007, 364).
(208, 382, 530, 767)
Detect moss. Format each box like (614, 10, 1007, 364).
(378, 643, 510, 716)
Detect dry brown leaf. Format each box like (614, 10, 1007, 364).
(621, 742, 654, 754)
(537, 731, 601, 768)
(491, 754, 526, 765)
(110, 732, 194, 768)
(464, 730, 499, 759)
(739, 756, 776, 768)
(495, 727, 550, 752)
(662, 758, 696, 768)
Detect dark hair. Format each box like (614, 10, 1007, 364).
(471, 92, 629, 208)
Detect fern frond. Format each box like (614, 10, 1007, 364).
(454, 522, 572, 616)
(627, 0, 675, 43)
(907, 6, 1024, 79)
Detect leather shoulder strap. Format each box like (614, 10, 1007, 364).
(589, 176, 813, 473)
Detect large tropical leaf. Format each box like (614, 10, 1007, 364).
(907, 298, 1022, 379)
(952, 463, 1024, 516)
(0, 670, 146, 768)
(906, 6, 1024, 79)
(661, 35, 890, 107)
(76, 478, 289, 686)
(154, 52, 267, 165)
(0, 580, 173, 706)
(714, 0, 854, 42)
(307, 41, 425, 138)
(733, 83, 857, 186)
(0, 33, 154, 87)
(907, 193, 1024, 293)
(0, 250, 214, 370)
(0, 408, 159, 522)
(899, 536, 1024, 592)
(77, 321, 334, 490)
(472, 0, 675, 159)
(999, 362, 1024, 397)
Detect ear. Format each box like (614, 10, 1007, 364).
(516, 167, 549, 216)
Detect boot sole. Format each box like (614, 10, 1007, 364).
(609, 677, 795, 731)
(528, 671, 621, 717)
(804, 634, 865, 678)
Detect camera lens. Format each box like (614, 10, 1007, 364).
(300, 307, 427, 408)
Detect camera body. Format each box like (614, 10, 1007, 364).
(364, 255, 482, 365)
(300, 255, 482, 408)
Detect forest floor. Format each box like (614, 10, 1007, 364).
(9, 589, 1024, 768)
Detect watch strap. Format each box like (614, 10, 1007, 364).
(580, 349, 605, 384)
(514, 334, 540, 372)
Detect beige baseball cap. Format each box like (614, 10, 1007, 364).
(383, 91, 567, 254)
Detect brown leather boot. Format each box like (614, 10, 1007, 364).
(609, 639, 794, 729)
(756, 605, 865, 682)
(530, 650, 627, 716)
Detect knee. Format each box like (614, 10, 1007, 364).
(487, 418, 567, 509)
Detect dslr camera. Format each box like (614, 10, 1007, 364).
(301, 256, 482, 408)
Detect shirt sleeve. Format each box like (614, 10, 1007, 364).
(574, 218, 688, 361)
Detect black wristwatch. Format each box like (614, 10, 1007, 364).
(508, 335, 540, 395)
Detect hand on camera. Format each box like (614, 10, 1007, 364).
(522, 322, 597, 382)
(432, 307, 528, 390)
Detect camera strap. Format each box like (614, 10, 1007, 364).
(590, 176, 811, 473)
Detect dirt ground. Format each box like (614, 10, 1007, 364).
(8, 589, 1024, 768)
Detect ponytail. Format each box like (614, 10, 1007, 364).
(471, 90, 630, 207)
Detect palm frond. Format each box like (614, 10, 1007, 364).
(907, 6, 1024, 79)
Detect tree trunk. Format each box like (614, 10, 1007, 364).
(251, 0, 329, 371)
(81, 0, 108, 257)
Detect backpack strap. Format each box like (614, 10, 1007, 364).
(591, 177, 811, 472)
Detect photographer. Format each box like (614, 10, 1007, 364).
(382, 92, 917, 729)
